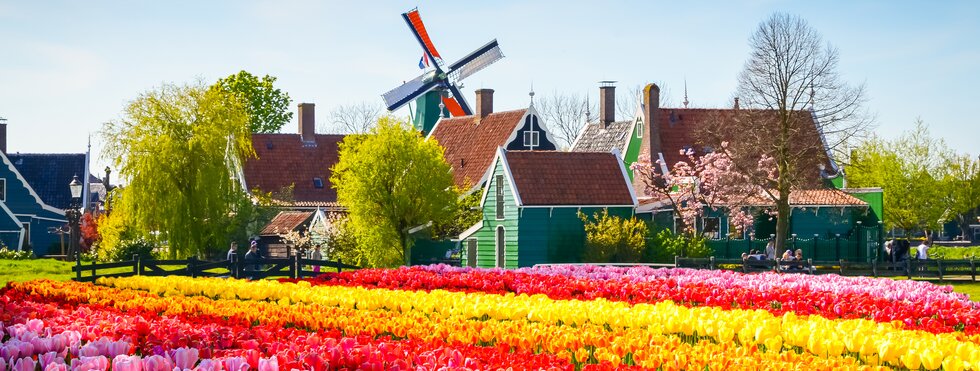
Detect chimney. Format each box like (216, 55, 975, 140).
(0, 118, 6, 154)
(733, 97, 740, 110)
(298, 103, 315, 144)
(475, 89, 494, 119)
(599, 82, 616, 127)
(643, 83, 663, 159)
(103, 166, 111, 188)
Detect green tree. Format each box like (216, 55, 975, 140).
(331, 117, 456, 267)
(943, 153, 980, 239)
(849, 119, 949, 234)
(428, 187, 482, 240)
(101, 82, 255, 258)
(211, 71, 293, 133)
(579, 209, 649, 263)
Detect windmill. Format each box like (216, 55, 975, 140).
(381, 8, 504, 135)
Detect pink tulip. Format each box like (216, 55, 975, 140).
(12, 356, 37, 371)
(112, 354, 143, 371)
(40, 351, 66, 369)
(194, 359, 224, 371)
(222, 357, 249, 371)
(0, 342, 22, 360)
(0, 357, 6, 371)
(26, 319, 45, 334)
(171, 347, 199, 370)
(78, 342, 102, 357)
(258, 356, 278, 371)
(105, 340, 131, 359)
(70, 355, 109, 371)
(141, 354, 174, 371)
(46, 362, 69, 371)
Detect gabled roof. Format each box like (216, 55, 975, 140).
(243, 134, 345, 206)
(428, 109, 527, 188)
(785, 189, 868, 207)
(260, 211, 314, 236)
(6, 153, 86, 210)
(501, 150, 635, 206)
(647, 108, 832, 173)
(570, 120, 633, 153)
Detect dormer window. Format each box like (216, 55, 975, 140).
(635, 118, 643, 138)
(313, 177, 324, 189)
(523, 130, 539, 148)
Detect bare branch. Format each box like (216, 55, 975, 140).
(323, 102, 384, 134)
(535, 91, 594, 149)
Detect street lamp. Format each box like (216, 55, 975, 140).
(67, 175, 83, 263)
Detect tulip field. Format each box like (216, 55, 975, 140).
(3, 265, 980, 369)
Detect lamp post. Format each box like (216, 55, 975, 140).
(67, 175, 83, 263)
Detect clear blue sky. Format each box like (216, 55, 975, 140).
(1, 1, 977, 175)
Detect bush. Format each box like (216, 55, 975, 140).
(579, 210, 649, 263)
(96, 238, 157, 262)
(929, 246, 980, 260)
(646, 229, 713, 263)
(0, 248, 33, 260)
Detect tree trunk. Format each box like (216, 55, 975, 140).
(775, 190, 791, 258)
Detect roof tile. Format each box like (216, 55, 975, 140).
(243, 134, 345, 205)
(570, 120, 633, 153)
(260, 211, 313, 236)
(7, 153, 86, 210)
(429, 109, 526, 188)
(504, 151, 633, 206)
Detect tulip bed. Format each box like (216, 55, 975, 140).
(2, 266, 980, 369)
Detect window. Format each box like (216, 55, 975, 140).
(495, 175, 504, 219)
(467, 239, 478, 268)
(22, 222, 29, 245)
(635, 118, 643, 138)
(702, 217, 720, 239)
(495, 226, 506, 268)
(313, 178, 324, 189)
(523, 130, 539, 148)
(0, 179, 5, 202)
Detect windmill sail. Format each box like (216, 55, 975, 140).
(448, 40, 504, 82)
(382, 71, 441, 111)
(403, 9, 443, 66)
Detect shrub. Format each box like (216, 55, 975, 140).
(929, 246, 980, 260)
(0, 248, 33, 260)
(96, 238, 157, 262)
(579, 210, 649, 263)
(646, 229, 713, 263)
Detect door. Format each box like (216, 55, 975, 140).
(495, 226, 505, 268)
(467, 239, 477, 268)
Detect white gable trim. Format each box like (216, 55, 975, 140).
(568, 119, 590, 150)
(611, 148, 638, 207)
(14, 213, 67, 223)
(478, 147, 523, 208)
(657, 152, 669, 175)
(0, 152, 66, 216)
(458, 221, 483, 240)
(622, 104, 645, 154)
(424, 116, 448, 140)
(0, 200, 23, 250)
(501, 106, 556, 151)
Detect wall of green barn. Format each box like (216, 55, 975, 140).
(622, 119, 644, 179)
(469, 158, 519, 269)
(517, 207, 633, 266)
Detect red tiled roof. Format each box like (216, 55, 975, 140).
(742, 188, 868, 207)
(260, 211, 313, 236)
(429, 109, 527, 188)
(504, 151, 634, 206)
(243, 134, 345, 205)
(651, 108, 829, 170)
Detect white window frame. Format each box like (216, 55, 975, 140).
(523, 130, 539, 149)
(495, 175, 505, 220)
(702, 217, 721, 240)
(22, 222, 30, 245)
(635, 119, 643, 138)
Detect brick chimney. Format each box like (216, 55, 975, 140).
(599, 82, 615, 127)
(733, 97, 740, 110)
(298, 103, 315, 145)
(475, 89, 494, 119)
(0, 118, 6, 154)
(643, 83, 663, 159)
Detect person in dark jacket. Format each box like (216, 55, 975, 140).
(243, 240, 263, 279)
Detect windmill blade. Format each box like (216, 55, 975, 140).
(441, 95, 466, 117)
(402, 8, 443, 67)
(447, 83, 472, 116)
(382, 71, 442, 112)
(447, 39, 504, 82)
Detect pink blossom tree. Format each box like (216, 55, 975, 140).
(631, 142, 777, 240)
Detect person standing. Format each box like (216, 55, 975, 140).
(311, 246, 323, 274)
(917, 240, 930, 260)
(765, 241, 776, 261)
(244, 240, 263, 279)
(226, 242, 238, 262)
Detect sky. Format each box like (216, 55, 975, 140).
(1, 1, 978, 177)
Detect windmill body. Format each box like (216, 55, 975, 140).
(382, 8, 504, 135)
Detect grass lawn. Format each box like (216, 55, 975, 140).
(946, 281, 980, 301)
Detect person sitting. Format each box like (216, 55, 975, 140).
(794, 249, 806, 272)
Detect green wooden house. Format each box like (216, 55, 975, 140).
(570, 84, 646, 178)
(458, 148, 637, 268)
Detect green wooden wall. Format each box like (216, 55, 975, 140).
(468, 159, 520, 268)
(622, 119, 644, 179)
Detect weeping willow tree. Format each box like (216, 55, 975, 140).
(101, 82, 254, 258)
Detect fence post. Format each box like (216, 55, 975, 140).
(905, 260, 912, 280)
(972, 259, 977, 282)
(835, 235, 841, 261)
(132, 254, 139, 276)
(725, 237, 731, 259)
(839, 259, 845, 276)
(338, 259, 344, 273)
(709, 256, 715, 270)
(937, 260, 943, 282)
(807, 258, 814, 274)
(188, 256, 197, 278)
(872, 259, 877, 277)
(742, 258, 748, 274)
(293, 254, 300, 279)
(75, 248, 82, 281)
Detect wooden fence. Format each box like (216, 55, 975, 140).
(674, 257, 978, 282)
(72, 255, 358, 282)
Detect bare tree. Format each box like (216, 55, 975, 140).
(697, 13, 872, 256)
(536, 91, 595, 149)
(323, 102, 384, 134)
(616, 83, 672, 120)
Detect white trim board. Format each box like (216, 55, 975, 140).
(611, 148, 638, 207)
